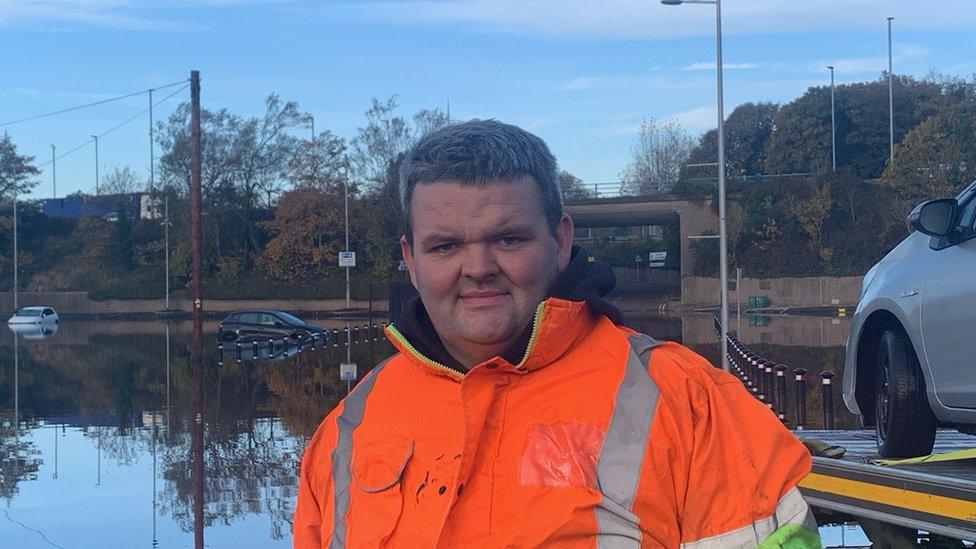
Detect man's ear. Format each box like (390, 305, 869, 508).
(400, 235, 417, 287)
(555, 214, 574, 271)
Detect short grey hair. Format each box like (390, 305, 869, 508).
(398, 119, 563, 243)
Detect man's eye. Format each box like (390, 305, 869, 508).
(432, 243, 456, 253)
(499, 236, 524, 246)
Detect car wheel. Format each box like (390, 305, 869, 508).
(874, 328, 937, 458)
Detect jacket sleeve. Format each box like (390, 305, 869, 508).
(293, 404, 342, 549)
(651, 344, 821, 548)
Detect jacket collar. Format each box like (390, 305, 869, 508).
(385, 297, 597, 380)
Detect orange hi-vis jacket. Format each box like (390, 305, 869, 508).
(294, 298, 819, 548)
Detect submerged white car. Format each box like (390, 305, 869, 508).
(843, 179, 976, 458)
(8, 306, 60, 325)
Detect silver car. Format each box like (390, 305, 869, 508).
(843, 179, 976, 457)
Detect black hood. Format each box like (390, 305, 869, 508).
(394, 245, 622, 372)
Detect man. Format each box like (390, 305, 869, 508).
(294, 120, 820, 548)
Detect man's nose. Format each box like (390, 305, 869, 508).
(461, 244, 500, 280)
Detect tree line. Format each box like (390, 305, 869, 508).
(1, 71, 975, 296)
(626, 72, 976, 277)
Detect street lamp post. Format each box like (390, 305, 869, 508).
(662, 0, 730, 372)
(51, 144, 57, 198)
(828, 66, 836, 171)
(887, 17, 895, 163)
(92, 135, 100, 195)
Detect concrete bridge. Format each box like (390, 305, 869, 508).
(564, 194, 719, 283)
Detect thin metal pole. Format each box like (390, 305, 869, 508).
(887, 17, 894, 163)
(12, 189, 17, 310)
(829, 66, 836, 171)
(164, 194, 170, 310)
(53, 422, 58, 479)
(92, 135, 99, 195)
(51, 144, 57, 199)
(166, 322, 171, 436)
(149, 89, 154, 193)
(715, 0, 730, 371)
(344, 161, 352, 367)
(736, 266, 741, 336)
(13, 334, 18, 432)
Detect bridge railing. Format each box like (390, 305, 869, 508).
(570, 173, 817, 201)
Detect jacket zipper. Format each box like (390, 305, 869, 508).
(388, 300, 547, 377)
(386, 325, 467, 379)
(515, 301, 545, 369)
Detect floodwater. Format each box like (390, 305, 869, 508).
(0, 313, 944, 547)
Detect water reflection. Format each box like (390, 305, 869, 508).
(0, 318, 394, 546)
(0, 313, 963, 546)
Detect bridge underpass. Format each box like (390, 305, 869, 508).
(564, 195, 719, 305)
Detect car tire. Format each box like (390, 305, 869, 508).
(874, 328, 937, 458)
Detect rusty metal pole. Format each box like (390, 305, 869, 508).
(188, 69, 205, 549)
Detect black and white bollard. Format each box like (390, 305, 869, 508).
(820, 371, 835, 430)
(793, 368, 808, 430)
(774, 364, 788, 424)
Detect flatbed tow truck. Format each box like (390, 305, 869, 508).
(796, 429, 976, 541)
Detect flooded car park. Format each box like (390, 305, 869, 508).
(0, 312, 914, 547)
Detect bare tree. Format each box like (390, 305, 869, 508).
(620, 118, 695, 195)
(350, 95, 452, 192)
(100, 165, 144, 195)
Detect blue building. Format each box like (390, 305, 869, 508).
(40, 192, 158, 221)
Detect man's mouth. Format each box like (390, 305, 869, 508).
(459, 290, 508, 306)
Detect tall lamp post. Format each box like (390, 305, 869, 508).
(91, 135, 100, 195)
(662, 0, 730, 371)
(51, 144, 57, 198)
(887, 16, 895, 163)
(828, 66, 836, 171)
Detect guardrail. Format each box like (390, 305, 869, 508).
(217, 322, 389, 365)
(713, 317, 836, 430)
(568, 173, 818, 200)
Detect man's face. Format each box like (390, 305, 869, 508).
(401, 178, 573, 366)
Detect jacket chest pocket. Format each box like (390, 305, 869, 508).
(349, 438, 414, 547)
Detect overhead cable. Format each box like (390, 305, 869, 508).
(0, 79, 187, 128)
(36, 83, 189, 169)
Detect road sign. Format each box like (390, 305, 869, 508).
(339, 251, 356, 267)
(648, 251, 667, 262)
(648, 261, 666, 269)
(340, 362, 358, 381)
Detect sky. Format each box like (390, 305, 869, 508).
(1, 0, 975, 200)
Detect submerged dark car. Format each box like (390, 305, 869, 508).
(216, 310, 326, 343)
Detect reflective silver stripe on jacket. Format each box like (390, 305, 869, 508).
(679, 488, 817, 548)
(595, 333, 663, 548)
(329, 360, 390, 549)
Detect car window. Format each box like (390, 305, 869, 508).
(43, 309, 54, 316)
(260, 313, 277, 326)
(959, 196, 976, 230)
(277, 312, 305, 325)
(239, 313, 257, 324)
(18, 308, 42, 317)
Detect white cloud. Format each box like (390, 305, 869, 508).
(667, 105, 715, 133)
(596, 105, 715, 139)
(0, 0, 285, 31)
(339, 0, 976, 40)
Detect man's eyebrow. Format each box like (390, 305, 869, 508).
(489, 224, 535, 237)
(419, 232, 460, 248)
